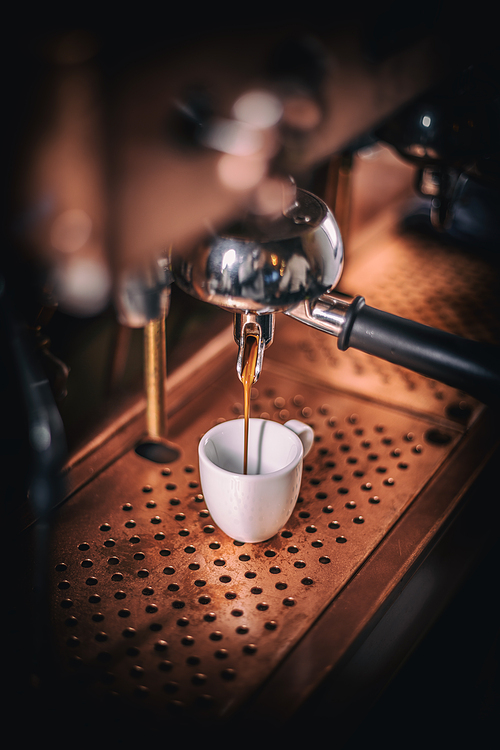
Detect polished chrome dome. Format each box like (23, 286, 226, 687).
(173, 189, 343, 314)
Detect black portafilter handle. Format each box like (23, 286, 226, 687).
(337, 296, 500, 406)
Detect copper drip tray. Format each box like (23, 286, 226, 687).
(16, 217, 500, 741)
(27, 319, 495, 735)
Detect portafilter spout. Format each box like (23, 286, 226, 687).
(172, 187, 500, 405)
(234, 312, 274, 384)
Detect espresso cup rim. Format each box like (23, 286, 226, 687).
(198, 417, 304, 479)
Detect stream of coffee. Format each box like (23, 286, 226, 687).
(241, 333, 259, 474)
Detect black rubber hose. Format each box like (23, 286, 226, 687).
(337, 297, 500, 405)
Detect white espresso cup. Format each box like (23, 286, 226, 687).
(198, 418, 314, 543)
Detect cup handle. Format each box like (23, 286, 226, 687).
(284, 420, 314, 457)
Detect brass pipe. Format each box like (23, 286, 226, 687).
(144, 316, 167, 439)
(334, 151, 353, 248)
(324, 151, 354, 251)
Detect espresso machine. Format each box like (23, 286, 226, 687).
(3, 8, 500, 747)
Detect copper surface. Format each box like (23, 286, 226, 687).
(22, 170, 499, 737)
(50, 359, 465, 717)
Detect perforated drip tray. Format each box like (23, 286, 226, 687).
(22, 221, 500, 737)
(39, 341, 484, 728)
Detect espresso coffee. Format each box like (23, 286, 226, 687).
(241, 332, 259, 474)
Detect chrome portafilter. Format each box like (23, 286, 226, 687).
(173, 187, 500, 405)
(173, 187, 344, 382)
